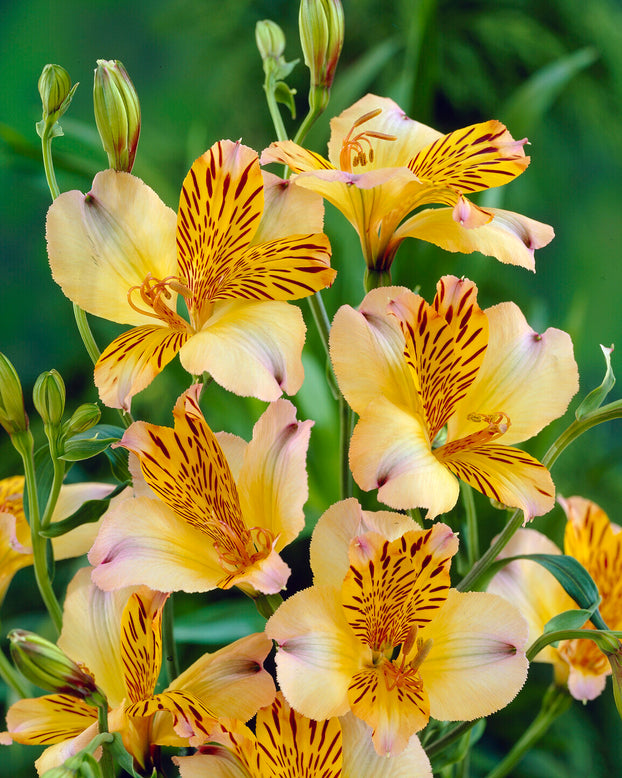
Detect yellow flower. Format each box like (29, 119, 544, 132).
(489, 496, 622, 701)
(0, 476, 114, 605)
(266, 499, 528, 756)
(3, 568, 275, 775)
(47, 140, 335, 410)
(89, 386, 312, 596)
(329, 276, 579, 519)
(261, 93, 553, 273)
(174, 692, 433, 777)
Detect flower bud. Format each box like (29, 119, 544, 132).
(0, 353, 29, 436)
(299, 0, 344, 110)
(9, 629, 105, 706)
(38, 64, 77, 122)
(93, 59, 141, 173)
(256, 19, 286, 62)
(63, 403, 101, 437)
(33, 370, 66, 428)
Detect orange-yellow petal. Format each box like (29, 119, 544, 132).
(6, 693, 97, 745)
(420, 590, 528, 722)
(256, 170, 326, 241)
(127, 690, 217, 747)
(46, 170, 178, 325)
(179, 299, 306, 400)
(94, 324, 190, 410)
(120, 589, 168, 705)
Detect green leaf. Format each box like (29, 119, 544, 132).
(543, 608, 595, 645)
(274, 81, 297, 119)
(575, 344, 616, 419)
(40, 482, 127, 538)
(60, 424, 124, 462)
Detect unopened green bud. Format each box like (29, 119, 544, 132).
(33, 370, 66, 428)
(93, 59, 141, 172)
(0, 353, 29, 436)
(9, 629, 105, 706)
(63, 403, 101, 437)
(256, 20, 286, 62)
(299, 0, 344, 111)
(38, 64, 78, 122)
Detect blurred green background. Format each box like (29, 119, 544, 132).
(1, 0, 621, 775)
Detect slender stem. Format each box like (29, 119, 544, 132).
(527, 628, 622, 662)
(339, 396, 353, 499)
(305, 292, 331, 362)
(162, 595, 180, 684)
(425, 720, 479, 759)
(40, 455, 65, 531)
(0, 644, 30, 698)
(293, 104, 322, 146)
(12, 431, 63, 633)
(40, 125, 60, 199)
(97, 701, 115, 778)
(460, 482, 478, 568)
(264, 84, 288, 143)
(483, 685, 571, 778)
(73, 304, 101, 365)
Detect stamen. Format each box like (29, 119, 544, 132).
(466, 412, 511, 436)
(436, 412, 511, 460)
(339, 109, 397, 173)
(127, 274, 191, 329)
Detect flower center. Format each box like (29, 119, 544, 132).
(127, 274, 192, 330)
(212, 522, 276, 574)
(339, 108, 397, 173)
(436, 412, 511, 460)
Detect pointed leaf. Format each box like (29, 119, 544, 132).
(575, 344, 615, 419)
(543, 608, 597, 644)
(40, 482, 126, 538)
(60, 424, 125, 462)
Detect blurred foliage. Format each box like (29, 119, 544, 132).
(1, 0, 621, 775)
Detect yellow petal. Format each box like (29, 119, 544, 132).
(388, 278, 488, 440)
(261, 140, 335, 174)
(120, 589, 168, 704)
(348, 664, 429, 756)
(349, 396, 459, 517)
(179, 299, 306, 400)
(58, 567, 131, 707)
(437, 442, 555, 520)
(329, 287, 415, 416)
(6, 693, 97, 745)
(340, 712, 432, 778)
(0, 511, 32, 605)
(448, 302, 579, 446)
(256, 170, 326, 241)
(89, 495, 225, 593)
(94, 324, 190, 410)
(408, 120, 529, 194)
(166, 632, 275, 723)
(236, 399, 312, 550)
(127, 690, 217, 747)
(46, 170, 177, 325)
(421, 590, 528, 722)
(266, 585, 365, 720)
(256, 693, 343, 777)
(310, 498, 418, 588)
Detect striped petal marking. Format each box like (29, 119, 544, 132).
(177, 140, 334, 330)
(119, 385, 275, 583)
(407, 120, 529, 195)
(341, 525, 457, 744)
(120, 590, 167, 705)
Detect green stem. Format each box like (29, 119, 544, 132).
(293, 104, 323, 146)
(264, 83, 288, 143)
(97, 701, 115, 778)
(305, 292, 340, 400)
(40, 455, 65, 531)
(12, 431, 63, 633)
(73, 304, 101, 365)
(483, 685, 571, 778)
(457, 399, 622, 593)
(460, 482, 479, 568)
(0, 644, 30, 698)
(162, 595, 180, 684)
(527, 628, 622, 662)
(40, 125, 60, 199)
(339, 396, 353, 500)
(425, 720, 479, 759)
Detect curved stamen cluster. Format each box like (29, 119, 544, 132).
(339, 109, 397, 172)
(437, 412, 511, 460)
(127, 273, 191, 329)
(213, 523, 275, 573)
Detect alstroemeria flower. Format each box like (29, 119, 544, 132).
(329, 276, 579, 519)
(47, 139, 335, 410)
(89, 385, 312, 596)
(261, 93, 553, 273)
(488, 496, 622, 702)
(266, 499, 528, 756)
(3, 567, 275, 775)
(0, 476, 114, 605)
(175, 692, 433, 778)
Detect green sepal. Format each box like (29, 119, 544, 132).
(274, 81, 297, 118)
(575, 344, 616, 420)
(107, 733, 155, 778)
(59, 424, 124, 462)
(543, 608, 596, 645)
(40, 482, 127, 538)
